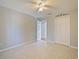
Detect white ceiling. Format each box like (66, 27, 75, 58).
(0, 0, 77, 17)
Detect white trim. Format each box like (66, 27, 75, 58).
(55, 42, 78, 49)
(0, 40, 36, 52)
(55, 41, 78, 49)
(55, 41, 70, 47)
(47, 40, 78, 49)
(0, 5, 35, 18)
(0, 40, 77, 53)
(70, 46, 78, 49)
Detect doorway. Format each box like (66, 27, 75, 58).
(37, 20, 47, 40)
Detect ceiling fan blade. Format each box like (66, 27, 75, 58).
(44, 5, 58, 10)
(44, 5, 53, 8)
(26, 1, 37, 4)
(36, 8, 40, 11)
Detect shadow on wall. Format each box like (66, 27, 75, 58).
(0, 6, 37, 50)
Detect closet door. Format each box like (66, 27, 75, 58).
(54, 15, 70, 45)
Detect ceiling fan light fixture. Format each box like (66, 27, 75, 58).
(35, 0, 49, 12)
(39, 8, 43, 11)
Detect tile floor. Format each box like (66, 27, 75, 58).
(0, 40, 77, 59)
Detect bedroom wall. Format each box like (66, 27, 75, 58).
(47, 16, 55, 42)
(0, 6, 37, 50)
(70, 9, 78, 48)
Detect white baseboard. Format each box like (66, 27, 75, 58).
(70, 46, 78, 49)
(0, 40, 77, 53)
(55, 41, 70, 47)
(0, 40, 36, 52)
(47, 40, 78, 49)
(55, 41, 78, 49)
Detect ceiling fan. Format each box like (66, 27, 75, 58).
(26, 0, 53, 12)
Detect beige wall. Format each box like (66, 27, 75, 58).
(47, 16, 55, 42)
(0, 6, 37, 50)
(70, 9, 78, 48)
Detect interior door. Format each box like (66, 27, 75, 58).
(54, 15, 70, 45)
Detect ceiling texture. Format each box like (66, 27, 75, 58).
(0, 0, 77, 18)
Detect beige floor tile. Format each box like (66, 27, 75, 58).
(0, 40, 77, 59)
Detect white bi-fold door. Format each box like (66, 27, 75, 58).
(54, 15, 70, 45)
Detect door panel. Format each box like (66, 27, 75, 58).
(54, 15, 70, 45)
